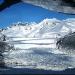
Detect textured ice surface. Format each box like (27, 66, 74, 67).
(23, 0, 75, 14)
(1, 18, 75, 71)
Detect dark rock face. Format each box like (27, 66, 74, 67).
(0, 42, 7, 68)
(56, 32, 75, 50)
(0, 41, 14, 68)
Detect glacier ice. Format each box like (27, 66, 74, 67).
(22, 0, 75, 14)
(0, 18, 75, 71)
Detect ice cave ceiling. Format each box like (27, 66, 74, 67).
(0, 0, 75, 15)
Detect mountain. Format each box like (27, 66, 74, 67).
(1, 18, 75, 71)
(1, 18, 74, 38)
(1, 18, 75, 54)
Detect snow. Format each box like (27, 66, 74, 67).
(1, 18, 75, 71)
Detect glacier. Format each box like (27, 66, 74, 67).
(1, 18, 75, 71)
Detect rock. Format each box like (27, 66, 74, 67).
(56, 32, 75, 55)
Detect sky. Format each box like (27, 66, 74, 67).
(0, 2, 75, 28)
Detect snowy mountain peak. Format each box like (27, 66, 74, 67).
(1, 18, 75, 38)
(1, 18, 75, 71)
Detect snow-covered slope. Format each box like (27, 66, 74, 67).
(2, 18, 74, 38)
(1, 18, 75, 71)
